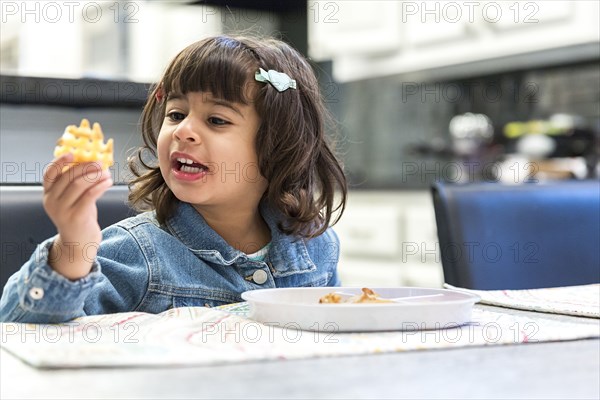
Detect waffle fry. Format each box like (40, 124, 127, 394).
(319, 288, 395, 304)
(54, 119, 114, 170)
(318, 293, 342, 304)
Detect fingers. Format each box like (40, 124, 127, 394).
(55, 164, 111, 208)
(43, 153, 74, 192)
(43, 156, 113, 216)
(84, 173, 114, 203)
(54, 171, 113, 225)
(43, 154, 107, 196)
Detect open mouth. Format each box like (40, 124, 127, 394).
(172, 157, 209, 174)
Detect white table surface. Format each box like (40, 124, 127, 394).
(1, 305, 599, 400)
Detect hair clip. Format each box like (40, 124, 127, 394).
(255, 68, 297, 92)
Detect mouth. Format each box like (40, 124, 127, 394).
(170, 153, 209, 180)
(173, 157, 208, 173)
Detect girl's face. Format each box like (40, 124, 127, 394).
(157, 91, 267, 211)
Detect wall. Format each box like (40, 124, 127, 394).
(336, 61, 600, 190)
(0, 104, 143, 184)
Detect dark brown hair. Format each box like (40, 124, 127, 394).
(128, 35, 347, 238)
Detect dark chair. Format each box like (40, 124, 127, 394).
(432, 180, 600, 290)
(0, 185, 136, 291)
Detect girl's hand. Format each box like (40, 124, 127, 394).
(42, 153, 113, 280)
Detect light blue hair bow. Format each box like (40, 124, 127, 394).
(255, 68, 297, 92)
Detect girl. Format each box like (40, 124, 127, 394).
(0, 35, 347, 323)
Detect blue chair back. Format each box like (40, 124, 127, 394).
(432, 181, 600, 289)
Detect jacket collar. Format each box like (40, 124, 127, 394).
(165, 201, 316, 276)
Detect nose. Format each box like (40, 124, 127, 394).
(173, 119, 201, 144)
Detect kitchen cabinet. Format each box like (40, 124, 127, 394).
(335, 191, 444, 288)
(308, 0, 600, 82)
(307, 1, 402, 59)
(127, 3, 222, 83)
(0, 2, 222, 82)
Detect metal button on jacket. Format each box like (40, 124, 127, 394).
(29, 287, 44, 300)
(252, 269, 268, 285)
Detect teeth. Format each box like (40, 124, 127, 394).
(176, 157, 194, 165)
(180, 165, 205, 174)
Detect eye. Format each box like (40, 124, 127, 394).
(209, 117, 229, 126)
(166, 111, 185, 122)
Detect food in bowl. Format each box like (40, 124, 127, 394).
(319, 288, 395, 304)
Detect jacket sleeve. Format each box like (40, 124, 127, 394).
(0, 225, 149, 324)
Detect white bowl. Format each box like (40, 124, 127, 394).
(241, 287, 480, 332)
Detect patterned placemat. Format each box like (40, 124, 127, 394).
(1, 302, 598, 369)
(444, 284, 600, 318)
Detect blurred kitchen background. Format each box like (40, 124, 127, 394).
(1, 0, 598, 287)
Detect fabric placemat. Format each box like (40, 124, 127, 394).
(444, 284, 600, 318)
(1, 302, 598, 369)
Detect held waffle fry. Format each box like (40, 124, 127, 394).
(54, 119, 114, 170)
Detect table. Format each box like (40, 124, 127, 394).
(1, 305, 599, 400)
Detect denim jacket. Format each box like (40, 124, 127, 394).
(0, 201, 341, 323)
